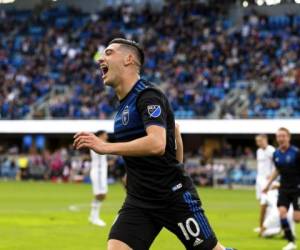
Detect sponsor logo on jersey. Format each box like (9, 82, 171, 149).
(193, 238, 203, 247)
(122, 106, 129, 126)
(172, 183, 183, 192)
(275, 157, 279, 162)
(147, 105, 161, 118)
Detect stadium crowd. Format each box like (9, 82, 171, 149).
(0, 144, 124, 183)
(1, 1, 300, 119)
(0, 142, 256, 186)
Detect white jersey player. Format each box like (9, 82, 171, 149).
(254, 134, 275, 233)
(89, 130, 109, 227)
(261, 185, 295, 238)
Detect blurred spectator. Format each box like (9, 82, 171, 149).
(28, 153, 47, 180)
(17, 154, 29, 180)
(0, 157, 17, 179)
(184, 142, 256, 187)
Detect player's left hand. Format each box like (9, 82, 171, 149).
(73, 132, 106, 154)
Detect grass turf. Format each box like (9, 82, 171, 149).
(0, 181, 298, 250)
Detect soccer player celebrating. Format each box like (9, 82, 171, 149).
(254, 134, 275, 233)
(73, 38, 235, 250)
(263, 127, 300, 250)
(89, 130, 109, 227)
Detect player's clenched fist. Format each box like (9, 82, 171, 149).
(73, 132, 106, 154)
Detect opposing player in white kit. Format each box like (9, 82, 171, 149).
(261, 183, 295, 238)
(254, 134, 275, 233)
(89, 130, 109, 227)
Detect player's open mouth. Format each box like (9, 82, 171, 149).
(101, 65, 109, 78)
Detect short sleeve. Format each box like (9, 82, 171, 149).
(268, 145, 276, 156)
(136, 89, 167, 128)
(273, 151, 279, 169)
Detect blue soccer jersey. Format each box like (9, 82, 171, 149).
(113, 78, 194, 208)
(273, 145, 300, 190)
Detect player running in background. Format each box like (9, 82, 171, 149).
(254, 134, 275, 233)
(264, 127, 300, 250)
(89, 130, 109, 227)
(74, 38, 235, 250)
(260, 182, 294, 238)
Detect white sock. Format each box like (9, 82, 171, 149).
(90, 200, 101, 221)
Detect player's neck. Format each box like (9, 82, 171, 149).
(115, 73, 140, 100)
(279, 144, 290, 152)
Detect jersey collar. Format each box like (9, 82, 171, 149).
(119, 79, 142, 104)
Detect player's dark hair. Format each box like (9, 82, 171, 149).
(95, 130, 106, 137)
(108, 38, 144, 66)
(278, 127, 291, 136)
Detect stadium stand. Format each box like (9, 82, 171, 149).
(1, 1, 300, 119)
(0, 141, 256, 186)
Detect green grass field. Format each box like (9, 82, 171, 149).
(0, 181, 298, 250)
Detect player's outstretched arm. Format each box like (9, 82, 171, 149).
(175, 123, 184, 163)
(73, 125, 166, 157)
(262, 168, 279, 193)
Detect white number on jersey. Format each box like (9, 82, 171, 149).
(177, 217, 201, 241)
